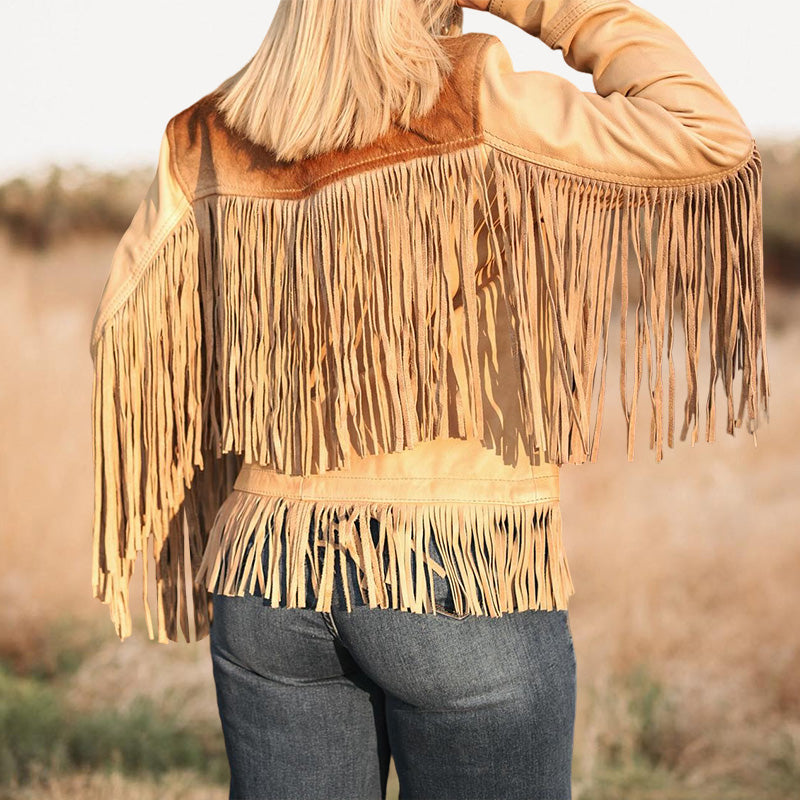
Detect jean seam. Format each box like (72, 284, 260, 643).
(321, 610, 341, 639)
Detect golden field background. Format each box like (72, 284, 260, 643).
(0, 141, 798, 799)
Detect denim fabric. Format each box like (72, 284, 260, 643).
(208, 517, 576, 800)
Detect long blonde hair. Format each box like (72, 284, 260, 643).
(212, 0, 464, 162)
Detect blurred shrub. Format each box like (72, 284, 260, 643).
(0, 164, 151, 250)
(0, 615, 107, 682)
(760, 138, 800, 284)
(0, 662, 228, 788)
(587, 662, 687, 776)
(0, 664, 66, 785)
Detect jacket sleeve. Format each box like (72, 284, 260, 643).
(479, 0, 770, 465)
(482, 0, 754, 178)
(89, 121, 240, 644)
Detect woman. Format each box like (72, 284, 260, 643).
(88, 0, 769, 798)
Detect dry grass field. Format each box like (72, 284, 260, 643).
(0, 207, 798, 798)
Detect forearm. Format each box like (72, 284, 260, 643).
(484, 0, 753, 177)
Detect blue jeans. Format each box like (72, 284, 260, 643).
(208, 517, 577, 800)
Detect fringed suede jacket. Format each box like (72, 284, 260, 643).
(89, 0, 770, 643)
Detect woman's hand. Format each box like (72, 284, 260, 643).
(455, 0, 491, 10)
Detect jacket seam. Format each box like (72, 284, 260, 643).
(544, 0, 619, 48)
(483, 132, 757, 187)
(90, 199, 192, 354)
(237, 470, 559, 482)
(187, 136, 485, 202)
(231, 489, 560, 505)
(471, 34, 499, 136)
(167, 115, 193, 201)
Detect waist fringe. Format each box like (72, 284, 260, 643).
(195, 492, 574, 619)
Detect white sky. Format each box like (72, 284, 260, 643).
(2, 0, 795, 182)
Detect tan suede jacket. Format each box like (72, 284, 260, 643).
(89, 0, 770, 643)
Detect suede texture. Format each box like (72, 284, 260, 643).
(168, 32, 495, 202)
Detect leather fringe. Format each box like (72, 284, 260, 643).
(196, 144, 492, 476)
(195, 490, 573, 617)
(90, 139, 769, 642)
(486, 141, 771, 463)
(91, 210, 243, 643)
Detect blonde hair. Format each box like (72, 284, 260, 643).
(212, 0, 464, 162)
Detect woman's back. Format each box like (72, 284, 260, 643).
(88, 0, 769, 649)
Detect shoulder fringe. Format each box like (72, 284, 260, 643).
(487, 142, 770, 463)
(196, 144, 492, 475)
(194, 491, 573, 617)
(91, 138, 769, 642)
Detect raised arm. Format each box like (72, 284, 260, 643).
(481, 0, 754, 180)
